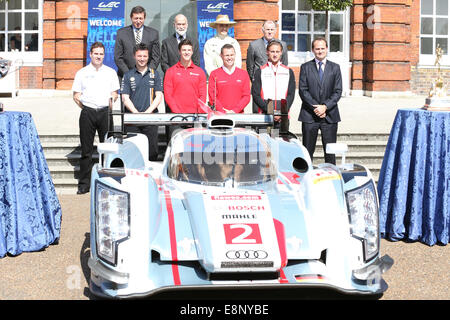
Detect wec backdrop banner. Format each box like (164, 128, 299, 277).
(86, 0, 125, 70)
(197, 0, 234, 70)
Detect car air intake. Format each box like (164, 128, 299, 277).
(208, 117, 235, 130)
(208, 271, 279, 281)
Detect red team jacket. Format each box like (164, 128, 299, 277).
(164, 61, 207, 113)
(208, 67, 251, 113)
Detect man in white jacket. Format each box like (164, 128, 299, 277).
(203, 14, 241, 76)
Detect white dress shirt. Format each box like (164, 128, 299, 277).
(315, 57, 327, 73)
(72, 63, 120, 109)
(133, 26, 143, 44)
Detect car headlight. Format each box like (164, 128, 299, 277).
(95, 181, 130, 266)
(345, 181, 379, 262)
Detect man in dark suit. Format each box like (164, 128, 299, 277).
(161, 14, 200, 74)
(298, 37, 342, 165)
(114, 6, 160, 79)
(247, 20, 288, 113)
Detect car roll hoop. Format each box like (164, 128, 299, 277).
(105, 107, 279, 144)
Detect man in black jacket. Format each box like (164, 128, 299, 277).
(114, 6, 160, 79)
(161, 14, 200, 74)
(298, 38, 342, 164)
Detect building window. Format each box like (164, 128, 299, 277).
(420, 0, 449, 65)
(280, 0, 345, 53)
(0, 0, 41, 62)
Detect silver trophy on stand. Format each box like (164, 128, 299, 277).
(424, 44, 450, 111)
(0, 58, 11, 79)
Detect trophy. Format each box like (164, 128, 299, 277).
(424, 44, 450, 111)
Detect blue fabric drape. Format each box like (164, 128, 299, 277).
(0, 111, 62, 257)
(378, 108, 449, 246)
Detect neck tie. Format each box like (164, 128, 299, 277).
(135, 29, 141, 45)
(318, 61, 324, 82)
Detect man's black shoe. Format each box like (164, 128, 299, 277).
(77, 187, 90, 195)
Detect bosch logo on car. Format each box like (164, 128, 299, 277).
(228, 205, 265, 211)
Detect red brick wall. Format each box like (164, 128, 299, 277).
(42, 0, 55, 89)
(20, 0, 88, 90)
(410, 0, 420, 66)
(20, 0, 424, 94)
(350, 0, 412, 92)
(55, 0, 88, 89)
(19, 67, 43, 89)
(234, 0, 279, 72)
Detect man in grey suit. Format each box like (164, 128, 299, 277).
(298, 38, 342, 165)
(114, 6, 160, 79)
(161, 14, 200, 74)
(246, 20, 288, 113)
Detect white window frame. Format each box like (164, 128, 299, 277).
(279, 0, 350, 65)
(0, 0, 43, 66)
(419, 0, 450, 66)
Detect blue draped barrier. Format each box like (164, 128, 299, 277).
(378, 108, 450, 246)
(0, 111, 62, 257)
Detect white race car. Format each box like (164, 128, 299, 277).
(88, 113, 393, 298)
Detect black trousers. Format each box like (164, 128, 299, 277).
(126, 125, 159, 161)
(302, 120, 338, 165)
(79, 106, 109, 189)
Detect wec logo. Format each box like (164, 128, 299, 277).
(98, 1, 120, 8)
(207, 3, 229, 10)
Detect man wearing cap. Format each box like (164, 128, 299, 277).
(203, 14, 242, 76)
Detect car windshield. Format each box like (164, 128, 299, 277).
(167, 130, 276, 186)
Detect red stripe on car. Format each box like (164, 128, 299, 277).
(164, 189, 181, 285)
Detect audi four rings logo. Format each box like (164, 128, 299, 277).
(226, 250, 268, 260)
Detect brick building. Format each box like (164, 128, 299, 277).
(0, 0, 446, 96)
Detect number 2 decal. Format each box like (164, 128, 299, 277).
(223, 224, 262, 244)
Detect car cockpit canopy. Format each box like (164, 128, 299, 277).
(167, 129, 277, 186)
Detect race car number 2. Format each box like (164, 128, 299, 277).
(223, 224, 262, 244)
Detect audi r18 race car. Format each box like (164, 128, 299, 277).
(88, 112, 393, 298)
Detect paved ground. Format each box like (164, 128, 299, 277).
(0, 194, 448, 300)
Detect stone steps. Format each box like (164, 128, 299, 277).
(41, 132, 389, 194)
